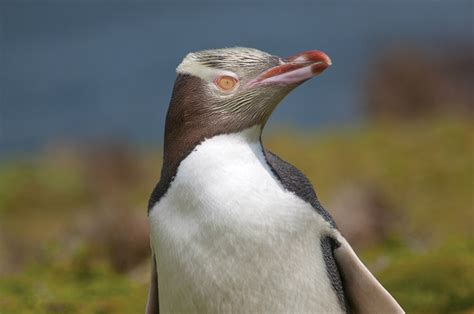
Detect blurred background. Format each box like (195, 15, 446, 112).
(0, 1, 473, 313)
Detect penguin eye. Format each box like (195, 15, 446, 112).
(215, 76, 238, 91)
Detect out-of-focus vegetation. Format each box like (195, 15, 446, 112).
(365, 47, 473, 119)
(0, 118, 472, 313)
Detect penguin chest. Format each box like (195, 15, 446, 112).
(148, 129, 343, 313)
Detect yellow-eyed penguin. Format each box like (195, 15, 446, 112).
(146, 47, 404, 314)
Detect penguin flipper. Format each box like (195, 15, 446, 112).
(334, 236, 405, 313)
(145, 254, 159, 314)
(264, 151, 404, 313)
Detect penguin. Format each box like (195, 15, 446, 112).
(146, 47, 404, 314)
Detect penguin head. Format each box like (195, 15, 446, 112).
(168, 47, 331, 133)
(161, 47, 331, 175)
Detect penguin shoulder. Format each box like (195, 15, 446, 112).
(263, 150, 336, 227)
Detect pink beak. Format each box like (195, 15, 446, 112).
(249, 50, 332, 87)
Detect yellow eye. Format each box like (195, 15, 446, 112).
(216, 76, 238, 91)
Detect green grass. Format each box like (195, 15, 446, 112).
(0, 118, 473, 313)
(0, 252, 147, 313)
(379, 238, 474, 313)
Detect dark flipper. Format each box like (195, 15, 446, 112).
(321, 236, 349, 311)
(145, 254, 159, 314)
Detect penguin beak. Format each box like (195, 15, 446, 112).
(249, 50, 332, 87)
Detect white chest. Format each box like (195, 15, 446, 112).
(148, 127, 342, 313)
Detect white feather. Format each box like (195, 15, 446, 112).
(149, 126, 344, 313)
(176, 47, 272, 80)
(177, 58, 237, 82)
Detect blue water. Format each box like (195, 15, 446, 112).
(1, 1, 472, 154)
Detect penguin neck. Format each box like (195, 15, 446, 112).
(161, 117, 264, 190)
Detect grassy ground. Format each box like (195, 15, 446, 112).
(0, 118, 473, 313)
